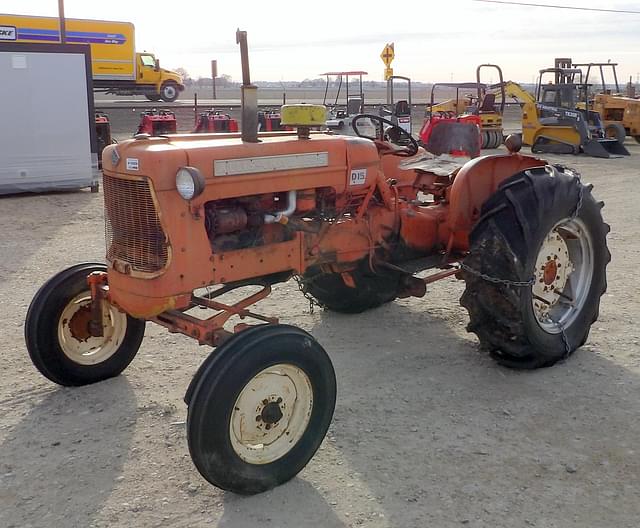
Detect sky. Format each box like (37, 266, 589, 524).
(3, 0, 640, 85)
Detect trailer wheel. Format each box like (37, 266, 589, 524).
(301, 262, 401, 313)
(160, 82, 179, 103)
(460, 166, 610, 369)
(24, 263, 145, 386)
(605, 123, 626, 144)
(187, 324, 336, 494)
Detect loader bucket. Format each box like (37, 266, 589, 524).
(598, 138, 630, 156)
(582, 138, 629, 158)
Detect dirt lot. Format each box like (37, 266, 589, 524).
(1, 137, 639, 527)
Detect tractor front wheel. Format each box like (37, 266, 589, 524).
(460, 166, 610, 369)
(186, 324, 336, 494)
(24, 263, 145, 386)
(300, 262, 401, 313)
(145, 93, 161, 102)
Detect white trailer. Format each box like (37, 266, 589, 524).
(0, 43, 99, 194)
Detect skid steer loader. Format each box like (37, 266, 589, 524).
(498, 64, 629, 158)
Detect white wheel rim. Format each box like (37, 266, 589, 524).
(163, 86, 176, 99)
(230, 363, 313, 465)
(57, 292, 128, 365)
(531, 217, 594, 333)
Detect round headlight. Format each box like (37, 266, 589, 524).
(176, 166, 205, 200)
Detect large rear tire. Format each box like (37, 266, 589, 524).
(25, 263, 145, 386)
(460, 166, 610, 369)
(187, 324, 336, 494)
(300, 261, 401, 313)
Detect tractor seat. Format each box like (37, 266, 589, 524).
(346, 97, 363, 115)
(423, 120, 481, 158)
(395, 100, 411, 116)
(478, 93, 496, 113)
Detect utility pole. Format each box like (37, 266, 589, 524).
(211, 60, 217, 100)
(58, 0, 66, 44)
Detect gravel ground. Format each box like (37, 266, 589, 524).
(1, 136, 639, 528)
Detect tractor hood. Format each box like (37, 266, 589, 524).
(102, 133, 382, 198)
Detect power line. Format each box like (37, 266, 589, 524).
(472, 0, 640, 14)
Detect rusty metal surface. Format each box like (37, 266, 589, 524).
(399, 153, 468, 176)
(151, 283, 278, 347)
(103, 174, 168, 274)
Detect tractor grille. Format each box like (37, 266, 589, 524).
(103, 174, 168, 273)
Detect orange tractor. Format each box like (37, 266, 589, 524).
(25, 32, 610, 495)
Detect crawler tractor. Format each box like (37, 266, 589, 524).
(25, 32, 610, 495)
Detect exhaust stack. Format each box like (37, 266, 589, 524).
(236, 29, 259, 143)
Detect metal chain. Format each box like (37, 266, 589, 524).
(459, 263, 536, 287)
(559, 324, 572, 359)
(293, 275, 322, 314)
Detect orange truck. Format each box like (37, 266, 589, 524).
(0, 13, 184, 101)
(24, 31, 610, 495)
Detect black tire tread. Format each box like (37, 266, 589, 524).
(187, 324, 336, 494)
(460, 166, 610, 369)
(605, 122, 626, 144)
(25, 263, 145, 386)
(301, 261, 400, 313)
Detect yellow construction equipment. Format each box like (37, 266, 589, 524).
(495, 66, 629, 158)
(573, 61, 640, 144)
(426, 64, 505, 149)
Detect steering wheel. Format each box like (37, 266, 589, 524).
(351, 114, 419, 157)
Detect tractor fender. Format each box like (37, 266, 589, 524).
(448, 153, 546, 245)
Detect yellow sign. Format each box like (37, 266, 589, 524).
(384, 67, 394, 81)
(380, 43, 394, 67)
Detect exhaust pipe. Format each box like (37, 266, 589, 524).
(236, 29, 259, 143)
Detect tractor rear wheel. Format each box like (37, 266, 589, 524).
(605, 123, 626, 144)
(186, 324, 336, 494)
(25, 263, 145, 385)
(460, 166, 610, 369)
(300, 262, 401, 313)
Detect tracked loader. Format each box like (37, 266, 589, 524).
(495, 66, 629, 157)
